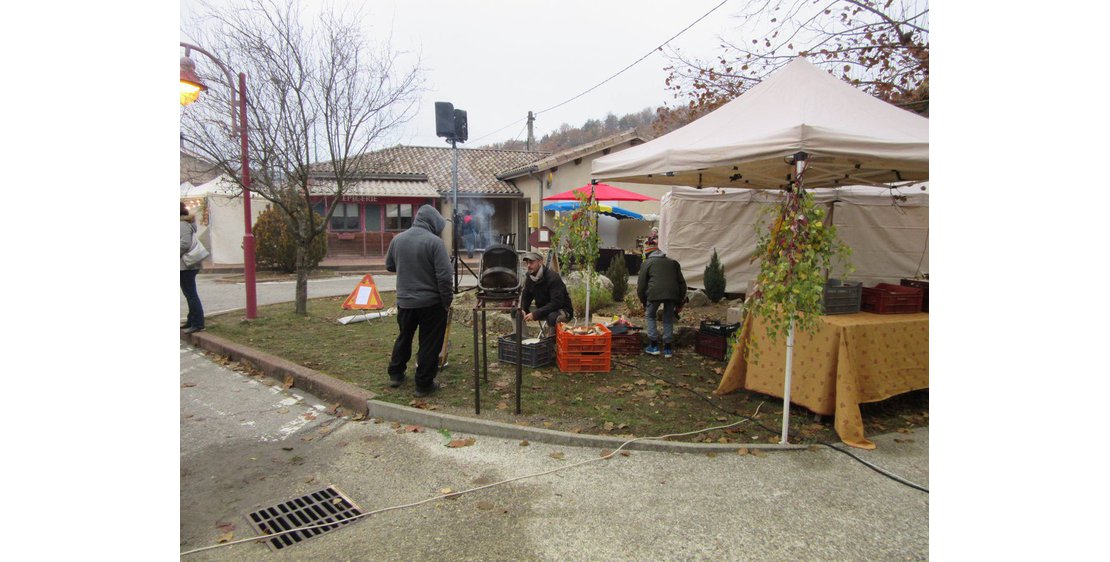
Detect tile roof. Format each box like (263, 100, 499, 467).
(310, 178, 440, 198)
(497, 130, 648, 179)
(312, 145, 549, 197)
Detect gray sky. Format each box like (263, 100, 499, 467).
(180, 0, 741, 149)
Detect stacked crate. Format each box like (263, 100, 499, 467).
(822, 279, 863, 315)
(861, 283, 924, 314)
(555, 323, 612, 372)
(609, 332, 644, 355)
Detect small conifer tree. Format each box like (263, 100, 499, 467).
(604, 251, 629, 302)
(253, 205, 328, 273)
(704, 248, 727, 302)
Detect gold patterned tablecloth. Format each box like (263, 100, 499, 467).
(716, 312, 928, 449)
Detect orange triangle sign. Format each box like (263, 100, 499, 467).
(341, 274, 384, 310)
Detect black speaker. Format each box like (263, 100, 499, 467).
(435, 102, 455, 138)
(453, 109, 468, 142)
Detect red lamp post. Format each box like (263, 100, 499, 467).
(180, 42, 258, 319)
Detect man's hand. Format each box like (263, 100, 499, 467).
(523, 312, 534, 322)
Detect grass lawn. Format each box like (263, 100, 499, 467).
(205, 292, 928, 445)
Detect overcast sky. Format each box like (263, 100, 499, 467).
(181, 0, 742, 149)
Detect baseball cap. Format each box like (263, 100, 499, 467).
(521, 251, 543, 262)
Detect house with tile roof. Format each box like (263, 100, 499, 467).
(296, 130, 674, 260)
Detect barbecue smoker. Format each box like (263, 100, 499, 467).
(476, 243, 522, 302)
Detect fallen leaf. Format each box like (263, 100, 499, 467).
(217, 531, 234, 543)
(634, 379, 648, 386)
(752, 449, 767, 458)
(496, 402, 509, 410)
(352, 413, 366, 421)
(549, 452, 565, 460)
(447, 438, 476, 448)
(477, 501, 495, 510)
(182, 382, 196, 388)
(893, 438, 915, 444)
(600, 449, 613, 458)
(390, 422, 401, 429)
(519, 440, 530, 446)
(737, 447, 750, 456)
(619, 451, 630, 457)
(304, 475, 316, 484)
(404, 425, 424, 433)
(718, 437, 731, 444)
(332, 498, 344, 506)
(303, 413, 317, 421)
(706, 452, 717, 458)
(439, 487, 454, 495)
(603, 422, 615, 431)
(215, 521, 236, 533)
(896, 428, 912, 434)
(716, 416, 728, 422)
(282, 447, 294, 451)
(282, 374, 294, 389)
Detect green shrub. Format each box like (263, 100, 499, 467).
(704, 248, 727, 302)
(253, 205, 328, 273)
(604, 252, 629, 302)
(568, 278, 614, 318)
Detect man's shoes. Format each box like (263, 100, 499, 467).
(183, 326, 205, 335)
(663, 343, 674, 358)
(388, 375, 405, 388)
(181, 322, 191, 329)
(645, 342, 660, 356)
(414, 382, 440, 398)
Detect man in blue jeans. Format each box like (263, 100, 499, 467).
(385, 205, 454, 396)
(637, 240, 687, 358)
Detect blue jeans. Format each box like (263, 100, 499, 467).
(645, 300, 675, 344)
(180, 269, 204, 329)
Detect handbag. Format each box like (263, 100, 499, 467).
(182, 236, 210, 267)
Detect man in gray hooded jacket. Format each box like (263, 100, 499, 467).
(385, 205, 454, 396)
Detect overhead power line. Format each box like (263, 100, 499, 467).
(471, 0, 731, 144)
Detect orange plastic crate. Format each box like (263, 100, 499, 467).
(556, 351, 612, 373)
(556, 323, 612, 354)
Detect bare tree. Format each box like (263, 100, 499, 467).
(181, 0, 423, 314)
(657, 0, 928, 133)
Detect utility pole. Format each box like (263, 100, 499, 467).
(526, 110, 534, 151)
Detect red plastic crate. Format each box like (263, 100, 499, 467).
(556, 323, 612, 354)
(610, 332, 643, 355)
(861, 283, 924, 314)
(900, 278, 929, 312)
(556, 351, 612, 372)
(695, 332, 728, 361)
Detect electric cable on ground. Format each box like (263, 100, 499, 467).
(180, 418, 753, 557)
(613, 357, 928, 493)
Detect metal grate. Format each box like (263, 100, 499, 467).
(245, 486, 364, 551)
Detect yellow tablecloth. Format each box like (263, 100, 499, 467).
(716, 312, 928, 449)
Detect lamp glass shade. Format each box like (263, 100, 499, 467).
(180, 56, 207, 106)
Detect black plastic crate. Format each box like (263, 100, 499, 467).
(497, 334, 555, 367)
(695, 332, 728, 361)
(699, 320, 740, 337)
(900, 278, 929, 312)
(822, 279, 862, 315)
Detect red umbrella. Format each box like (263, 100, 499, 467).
(542, 182, 657, 202)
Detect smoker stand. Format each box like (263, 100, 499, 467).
(472, 293, 523, 415)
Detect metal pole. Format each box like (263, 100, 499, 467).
(240, 72, 257, 319)
(779, 152, 807, 444)
(452, 138, 459, 292)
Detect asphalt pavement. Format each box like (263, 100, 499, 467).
(179, 270, 929, 560)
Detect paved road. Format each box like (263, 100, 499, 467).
(181, 342, 928, 560)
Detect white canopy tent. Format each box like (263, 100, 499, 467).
(180, 175, 268, 265)
(591, 57, 929, 446)
(660, 184, 928, 290)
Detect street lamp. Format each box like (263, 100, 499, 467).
(180, 42, 258, 319)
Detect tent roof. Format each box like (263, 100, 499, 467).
(591, 58, 928, 190)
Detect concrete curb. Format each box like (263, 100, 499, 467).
(367, 400, 809, 454)
(182, 331, 375, 417)
(181, 332, 808, 454)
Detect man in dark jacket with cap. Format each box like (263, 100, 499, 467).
(385, 205, 454, 396)
(520, 252, 573, 334)
(637, 240, 686, 358)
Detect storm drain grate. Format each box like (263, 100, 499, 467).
(245, 486, 364, 551)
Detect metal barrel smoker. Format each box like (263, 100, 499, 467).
(472, 243, 524, 414)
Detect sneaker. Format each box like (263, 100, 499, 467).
(663, 344, 674, 358)
(644, 342, 660, 356)
(388, 375, 405, 388)
(183, 326, 205, 335)
(414, 382, 441, 397)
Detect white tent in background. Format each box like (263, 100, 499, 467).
(180, 175, 268, 265)
(592, 57, 929, 446)
(660, 184, 929, 290)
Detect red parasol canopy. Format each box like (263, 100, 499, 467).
(542, 182, 657, 202)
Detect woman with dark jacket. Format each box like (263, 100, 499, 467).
(180, 201, 205, 333)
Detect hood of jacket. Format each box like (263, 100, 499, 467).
(181, 212, 196, 223)
(413, 204, 446, 235)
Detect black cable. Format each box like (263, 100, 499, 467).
(612, 358, 929, 493)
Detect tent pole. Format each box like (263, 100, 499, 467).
(780, 152, 807, 445)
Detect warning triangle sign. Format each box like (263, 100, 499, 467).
(341, 274, 384, 310)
